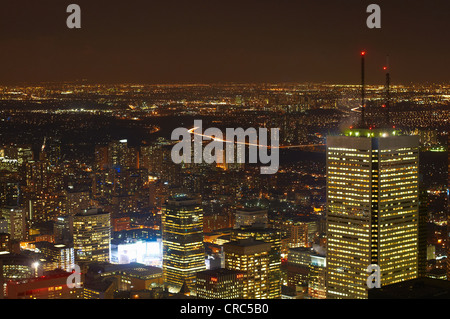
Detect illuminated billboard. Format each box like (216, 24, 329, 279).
(111, 239, 163, 267)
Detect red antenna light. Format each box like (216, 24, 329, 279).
(383, 66, 387, 70)
(361, 51, 366, 56)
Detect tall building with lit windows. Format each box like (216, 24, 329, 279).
(231, 226, 282, 298)
(162, 195, 205, 292)
(0, 206, 26, 241)
(326, 128, 419, 299)
(224, 238, 271, 299)
(308, 254, 327, 299)
(35, 242, 75, 273)
(73, 208, 111, 264)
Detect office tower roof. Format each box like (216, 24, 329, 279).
(223, 238, 271, 254)
(75, 208, 109, 217)
(165, 194, 200, 206)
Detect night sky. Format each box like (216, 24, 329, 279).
(1, 0, 449, 85)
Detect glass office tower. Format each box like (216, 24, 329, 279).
(162, 194, 205, 292)
(326, 129, 419, 299)
(73, 208, 111, 263)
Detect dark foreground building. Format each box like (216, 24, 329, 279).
(368, 278, 450, 299)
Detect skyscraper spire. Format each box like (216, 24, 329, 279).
(360, 51, 366, 127)
(383, 55, 391, 127)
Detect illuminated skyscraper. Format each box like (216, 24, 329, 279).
(308, 254, 327, 299)
(224, 238, 271, 299)
(326, 128, 419, 299)
(231, 226, 282, 298)
(0, 206, 26, 241)
(73, 208, 111, 264)
(35, 242, 75, 273)
(285, 247, 312, 289)
(108, 139, 139, 171)
(94, 145, 109, 171)
(282, 217, 318, 248)
(162, 195, 205, 292)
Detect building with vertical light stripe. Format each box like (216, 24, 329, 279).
(326, 128, 419, 299)
(162, 194, 205, 292)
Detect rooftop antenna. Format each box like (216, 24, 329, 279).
(383, 55, 391, 127)
(360, 51, 366, 127)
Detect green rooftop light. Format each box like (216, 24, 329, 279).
(343, 128, 402, 138)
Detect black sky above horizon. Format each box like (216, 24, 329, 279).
(1, 0, 450, 85)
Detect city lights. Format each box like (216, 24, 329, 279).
(0, 1, 448, 311)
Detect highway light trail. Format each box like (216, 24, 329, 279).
(187, 127, 322, 149)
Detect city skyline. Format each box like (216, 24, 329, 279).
(0, 0, 448, 306)
(0, 77, 446, 301)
